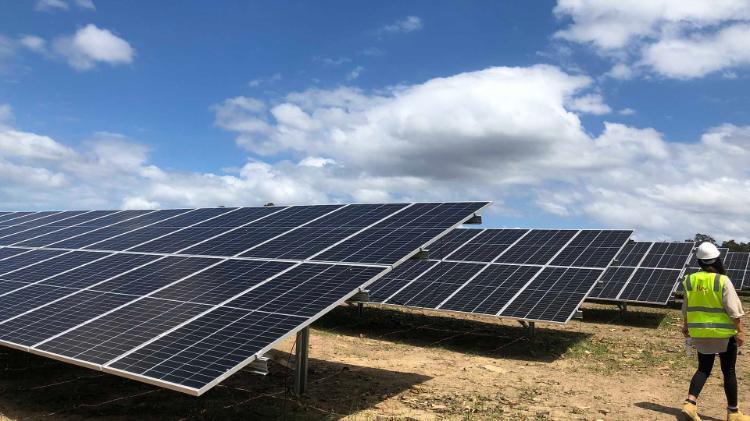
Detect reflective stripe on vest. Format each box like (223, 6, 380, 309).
(683, 272, 736, 339)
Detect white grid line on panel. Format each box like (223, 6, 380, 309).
(435, 229, 532, 309)
(494, 230, 583, 316)
(9, 210, 162, 248)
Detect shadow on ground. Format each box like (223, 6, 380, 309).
(635, 401, 723, 421)
(315, 304, 591, 363)
(579, 304, 669, 329)
(0, 347, 429, 420)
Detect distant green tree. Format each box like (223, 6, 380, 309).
(691, 233, 717, 245)
(721, 239, 750, 252)
(263, 202, 276, 207)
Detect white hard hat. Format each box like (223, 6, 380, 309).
(695, 242, 721, 261)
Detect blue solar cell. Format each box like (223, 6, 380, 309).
(48, 209, 192, 249)
(109, 307, 306, 390)
(386, 262, 485, 308)
(240, 204, 407, 260)
(90, 256, 221, 296)
(37, 298, 210, 365)
(152, 259, 293, 305)
(0, 251, 110, 283)
(0, 248, 29, 261)
(440, 264, 541, 314)
(587, 267, 636, 300)
(613, 242, 652, 267)
(426, 229, 483, 260)
(182, 205, 343, 257)
(499, 267, 603, 323)
(446, 229, 528, 262)
(494, 230, 577, 265)
(0, 250, 68, 276)
(549, 230, 632, 268)
(0, 285, 74, 322)
(0, 291, 135, 346)
(226, 263, 385, 317)
(363, 260, 440, 302)
(617, 268, 681, 304)
(40, 253, 162, 289)
(0, 212, 35, 225)
(312, 202, 488, 264)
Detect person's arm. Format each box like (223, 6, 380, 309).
(682, 294, 689, 337)
(723, 278, 745, 345)
(733, 318, 744, 346)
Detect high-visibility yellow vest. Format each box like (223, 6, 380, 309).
(683, 271, 737, 338)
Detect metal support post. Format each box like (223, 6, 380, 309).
(527, 322, 536, 338)
(617, 302, 628, 317)
(293, 327, 310, 396)
(357, 302, 364, 317)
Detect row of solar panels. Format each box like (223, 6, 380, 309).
(0, 206, 744, 395)
(0, 203, 488, 395)
(0, 204, 483, 265)
(368, 228, 632, 323)
(367, 229, 750, 323)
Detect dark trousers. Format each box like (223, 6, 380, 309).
(688, 336, 738, 407)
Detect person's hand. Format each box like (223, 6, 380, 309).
(737, 333, 744, 347)
(682, 326, 689, 337)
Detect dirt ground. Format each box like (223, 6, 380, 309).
(0, 300, 749, 420)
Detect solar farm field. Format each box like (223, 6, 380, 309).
(0, 299, 748, 420)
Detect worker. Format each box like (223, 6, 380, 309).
(682, 242, 748, 421)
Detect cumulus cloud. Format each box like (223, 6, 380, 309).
(4, 65, 750, 241)
(210, 65, 750, 241)
(554, 0, 750, 79)
(641, 24, 750, 79)
(566, 93, 612, 115)
(378, 16, 423, 35)
(53, 24, 134, 70)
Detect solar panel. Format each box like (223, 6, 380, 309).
(368, 228, 632, 324)
(724, 252, 750, 290)
(589, 241, 694, 305)
(683, 251, 750, 290)
(0, 202, 487, 395)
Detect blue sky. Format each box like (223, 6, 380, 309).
(1, 0, 750, 241)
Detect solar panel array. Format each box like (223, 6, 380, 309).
(0, 202, 488, 395)
(368, 228, 632, 324)
(588, 242, 694, 304)
(683, 250, 749, 290)
(725, 252, 750, 290)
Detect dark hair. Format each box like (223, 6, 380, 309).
(698, 258, 728, 276)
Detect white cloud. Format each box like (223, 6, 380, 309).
(53, 24, 134, 70)
(4, 65, 750, 242)
(378, 16, 423, 35)
(566, 93, 612, 115)
(35, 0, 94, 11)
(211, 65, 750, 241)
(0, 104, 11, 124)
(555, 0, 750, 79)
(19, 35, 46, 53)
(619, 108, 636, 116)
(35, 0, 69, 12)
(73, 0, 95, 10)
(641, 24, 750, 79)
(316, 56, 350, 66)
(248, 73, 281, 88)
(347, 66, 364, 80)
